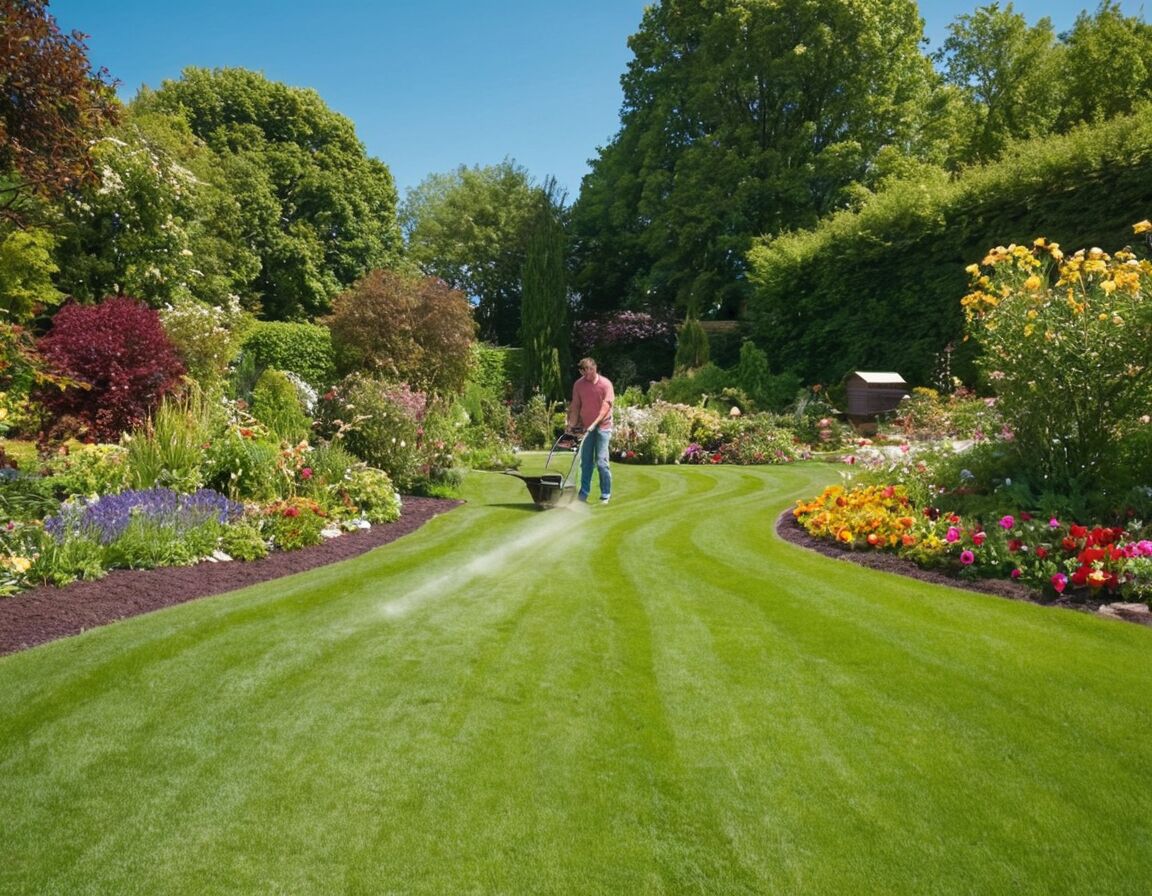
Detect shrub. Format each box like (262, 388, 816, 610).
(336, 465, 402, 524)
(326, 269, 476, 397)
(315, 375, 425, 492)
(250, 368, 312, 443)
(512, 392, 562, 450)
(35, 296, 186, 442)
(261, 497, 329, 551)
(160, 297, 251, 390)
(573, 311, 677, 387)
(218, 518, 269, 561)
(240, 321, 336, 390)
(674, 318, 710, 373)
(202, 416, 284, 501)
(961, 229, 1152, 494)
(715, 416, 800, 465)
(615, 402, 702, 464)
(41, 443, 130, 499)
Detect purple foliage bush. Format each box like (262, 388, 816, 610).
(35, 296, 187, 441)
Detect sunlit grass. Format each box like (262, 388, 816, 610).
(2, 463, 1150, 894)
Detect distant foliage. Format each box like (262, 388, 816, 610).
(674, 318, 710, 373)
(326, 269, 476, 397)
(35, 297, 186, 442)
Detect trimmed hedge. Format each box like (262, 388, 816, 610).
(746, 106, 1152, 387)
(240, 322, 336, 390)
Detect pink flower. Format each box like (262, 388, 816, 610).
(1010, 568, 1022, 580)
(1049, 518, 1060, 528)
(999, 515, 1015, 529)
(300, 467, 313, 480)
(960, 550, 975, 565)
(946, 527, 961, 543)
(972, 531, 987, 547)
(1051, 573, 1068, 594)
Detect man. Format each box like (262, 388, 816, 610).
(566, 357, 614, 503)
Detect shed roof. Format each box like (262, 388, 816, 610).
(847, 371, 907, 385)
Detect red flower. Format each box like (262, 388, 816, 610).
(283, 506, 300, 518)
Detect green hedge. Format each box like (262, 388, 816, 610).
(746, 107, 1152, 388)
(240, 322, 336, 390)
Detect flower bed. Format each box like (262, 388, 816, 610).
(793, 483, 1152, 603)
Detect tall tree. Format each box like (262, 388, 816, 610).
(570, 0, 934, 321)
(142, 68, 402, 320)
(52, 107, 261, 308)
(519, 178, 569, 402)
(0, 0, 119, 220)
(1056, 1, 1152, 130)
(403, 160, 538, 345)
(932, 3, 1062, 165)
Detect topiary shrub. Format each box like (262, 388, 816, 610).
(240, 321, 336, 390)
(35, 296, 186, 442)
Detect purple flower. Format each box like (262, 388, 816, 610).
(945, 526, 961, 543)
(46, 488, 243, 544)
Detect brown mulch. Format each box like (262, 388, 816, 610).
(775, 509, 1152, 626)
(0, 497, 462, 657)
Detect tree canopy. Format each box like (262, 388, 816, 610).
(402, 159, 539, 345)
(141, 67, 402, 320)
(570, 0, 934, 321)
(0, 0, 119, 220)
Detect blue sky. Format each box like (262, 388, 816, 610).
(49, 1, 1147, 202)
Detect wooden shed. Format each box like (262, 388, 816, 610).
(844, 371, 909, 418)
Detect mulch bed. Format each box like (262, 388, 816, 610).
(2, 497, 1145, 658)
(0, 497, 462, 657)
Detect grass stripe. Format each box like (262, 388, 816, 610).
(2, 463, 1150, 894)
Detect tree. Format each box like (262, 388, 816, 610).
(519, 178, 569, 402)
(932, 3, 1062, 165)
(52, 108, 261, 308)
(0, 0, 119, 219)
(0, 227, 62, 321)
(325, 270, 476, 397)
(143, 68, 403, 320)
(403, 160, 538, 344)
(1056, 1, 1152, 130)
(570, 0, 935, 321)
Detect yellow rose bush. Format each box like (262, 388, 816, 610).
(961, 226, 1152, 493)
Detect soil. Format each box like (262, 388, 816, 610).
(2, 497, 1146, 657)
(0, 497, 462, 657)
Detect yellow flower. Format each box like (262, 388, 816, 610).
(1133, 220, 1152, 234)
(1101, 279, 1117, 295)
(1023, 274, 1042, 291)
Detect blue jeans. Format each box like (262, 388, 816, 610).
(579, 427, 612, 498)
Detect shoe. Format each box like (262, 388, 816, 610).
(578, 492, 589, 502)
(599, 494, 611, 503)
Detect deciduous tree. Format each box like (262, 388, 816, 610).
(144, 68, 402, 320)
(570, 0, 934, 321)
(403, 160, 537, 344)
(0, 0, 118, 219)
(325, 270, 476, 397)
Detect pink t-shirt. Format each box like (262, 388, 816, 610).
(571, 374, 614, 431)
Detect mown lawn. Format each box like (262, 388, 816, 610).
(2, 462, 1150, 895)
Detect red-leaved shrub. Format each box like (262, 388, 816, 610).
(36, 296, 186, 441)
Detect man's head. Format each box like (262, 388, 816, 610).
(578, 358, 598, 381)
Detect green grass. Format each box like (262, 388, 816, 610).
(2, 463, 1151, 895)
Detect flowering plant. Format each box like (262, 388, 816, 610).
(961, 225, 1152, 491)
